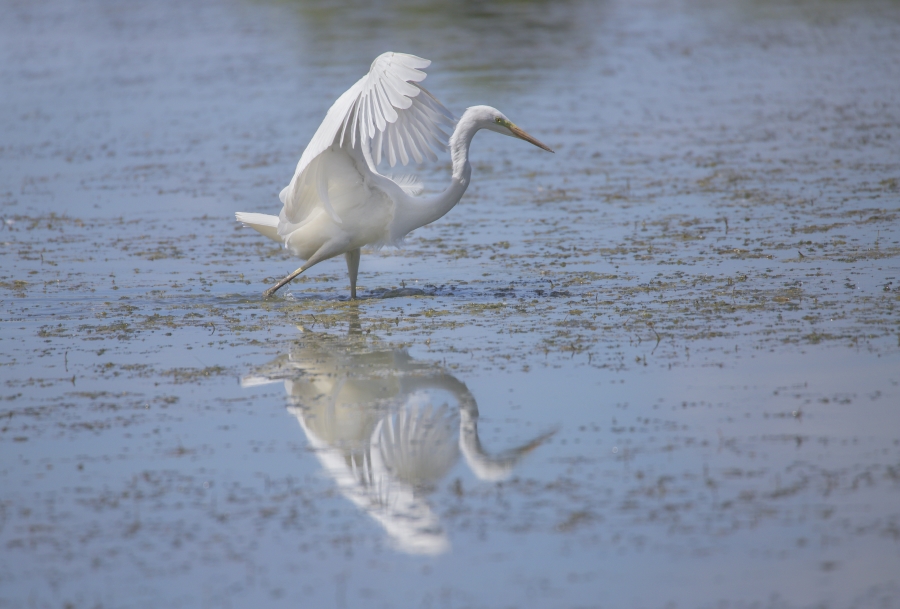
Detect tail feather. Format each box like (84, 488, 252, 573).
(235, 212, 281, 243)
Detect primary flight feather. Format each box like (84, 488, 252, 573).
(236, 52, 553, 299)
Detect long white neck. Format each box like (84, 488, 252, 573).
(389, 110, 482, 240)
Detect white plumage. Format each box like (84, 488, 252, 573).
(236, 52, 553, 299)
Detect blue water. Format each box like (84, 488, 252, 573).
(2, 0, 899, 607)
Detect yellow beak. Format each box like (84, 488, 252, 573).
(509, 124, 554, 153)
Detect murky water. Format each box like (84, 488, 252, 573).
(2, 0, 899, 607)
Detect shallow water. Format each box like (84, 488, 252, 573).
(2, 0, 899, 607)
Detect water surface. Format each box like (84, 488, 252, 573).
(2, 0, 899, 607)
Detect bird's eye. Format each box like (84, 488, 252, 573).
(495, 117, 503, 124)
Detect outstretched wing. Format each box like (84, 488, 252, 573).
(342, 53, 456, 167)
(278, 52, 455, 229)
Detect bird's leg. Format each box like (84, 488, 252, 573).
(263, 265, 307, 298)
(263, 240, 350, 299)
(345, 248, 361, 299)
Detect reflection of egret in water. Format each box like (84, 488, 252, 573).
(242, 322, 553, 555)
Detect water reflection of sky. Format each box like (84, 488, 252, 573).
(2, 0, 900, 607)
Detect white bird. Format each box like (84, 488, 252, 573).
(236, 52, 553, 299)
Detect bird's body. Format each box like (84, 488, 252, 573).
(236, 52, 552, 298)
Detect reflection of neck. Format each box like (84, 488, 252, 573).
(458, 390, 554, 482)
(459, 401, 512, 482)
(399, 373, 552, 482)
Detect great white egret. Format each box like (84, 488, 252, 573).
(235, 52, 553, 299)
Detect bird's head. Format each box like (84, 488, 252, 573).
(468, 106, 554, 153)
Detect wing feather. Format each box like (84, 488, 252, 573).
(370, 86, 385, 133)
(375, 81, 396, 123)
(407, 113, 439, 163)
(395, 119, 410, 166)
(315, 156, 343, 225)
(381, 78, 410, 110)
(360, 91, 371, 140)
(386, 128, 398, 167)
(353, 102, 363, 147)
(400, 113, 423, 164)
(279, 52, 455, 229)
(372, 127, 384, 166)
(390, 174, 424, 196)
(368, 88, 380, 137)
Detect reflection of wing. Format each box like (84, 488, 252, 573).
(373, 394, 459, 487)
(290, 405, 450, 556)
(278, 52, 455, 231)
